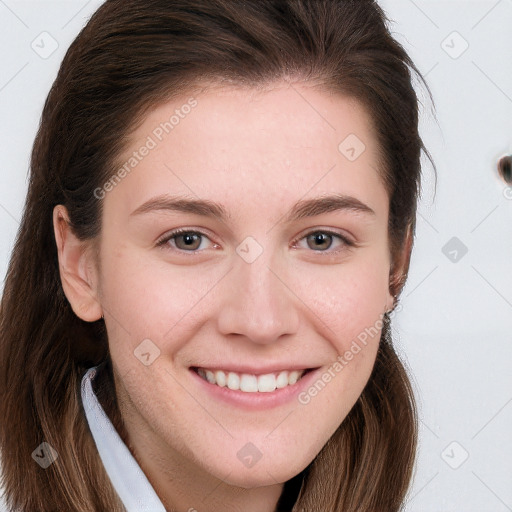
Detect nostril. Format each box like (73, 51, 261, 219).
(498, 154, 512, 184)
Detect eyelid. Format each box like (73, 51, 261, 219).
(155, 227, 217, 250)
(156, 226, 357, 254)
(291, 227, 355, 246)
(290, 228, 356, 254)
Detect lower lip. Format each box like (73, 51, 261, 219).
(189, 367, 321, 410)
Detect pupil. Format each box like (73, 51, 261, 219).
(184, 234, 196, 245)
(175, 233, 200, 250)
(311, 233, 331, 250)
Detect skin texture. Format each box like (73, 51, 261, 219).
(54, 81, 410, 512)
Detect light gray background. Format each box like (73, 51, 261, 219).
(0, 1, 511, 511)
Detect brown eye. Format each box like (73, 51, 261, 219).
(293, 229, 354, 254)
(174, 232, 202, 251)
(306, 232, 334, 251)
(157, 229, 211, 252)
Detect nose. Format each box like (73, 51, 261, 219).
(216, 247, 300, 345)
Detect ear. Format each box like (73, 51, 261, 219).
(387, 223, 413, 311)
(53, 205, 103, 322)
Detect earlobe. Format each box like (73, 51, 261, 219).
(53, 205, 103, 322)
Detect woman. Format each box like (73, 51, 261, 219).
(0, 0, 436, 510)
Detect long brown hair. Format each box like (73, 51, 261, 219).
(0, 1, 435, 510)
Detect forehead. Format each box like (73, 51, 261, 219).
(104, 81, 387, 221)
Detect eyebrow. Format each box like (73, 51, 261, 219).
(130, 193, 375, 223)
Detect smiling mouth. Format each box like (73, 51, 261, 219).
(192, 367, 313, 393)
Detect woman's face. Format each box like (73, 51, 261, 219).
(91, 82, 395, 487)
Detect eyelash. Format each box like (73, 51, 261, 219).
(155, 228, 356, 255)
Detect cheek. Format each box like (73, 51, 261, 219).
(97, 244, 235, 368)
(293, 263, 388, 427)
(295, 258, 390, 353)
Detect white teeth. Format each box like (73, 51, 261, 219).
(288, 370, 300, 385)
(227, 372, 240, 390)
(258, 374, 276, 393)
(276, 371, 289, 389)
(205, 370, 216, 384)
(240, 374, 258, 392)
(196, 368, 306, 392)
(214, 370, 226, 387)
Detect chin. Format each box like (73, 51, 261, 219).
(205, 452, 312, 489)
(221, 470, 292, 489)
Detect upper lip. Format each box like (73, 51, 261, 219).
(190, 364, 319, 375)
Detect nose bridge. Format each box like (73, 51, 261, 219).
(216, 240, 299, 344)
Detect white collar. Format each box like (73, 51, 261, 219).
(80, 365, 166, 512)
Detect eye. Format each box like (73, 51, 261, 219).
(156, 229, 215, 252)
(292, 229, 355, 254)
(156, 228, 355, 255)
